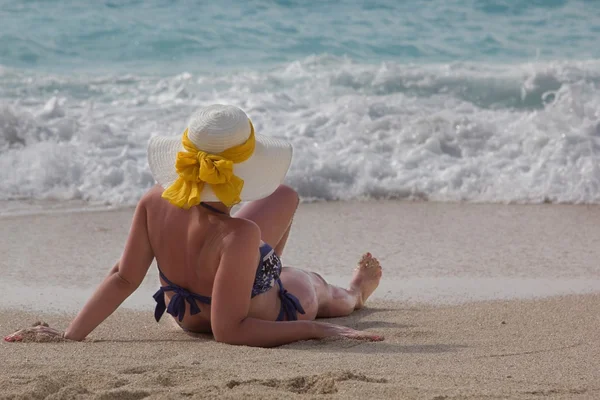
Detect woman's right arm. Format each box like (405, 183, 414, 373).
(209, 221, 382, 347)
(215, 316, 381, 347)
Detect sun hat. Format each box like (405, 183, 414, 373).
(147, 104, 292, 209)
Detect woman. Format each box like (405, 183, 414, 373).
(5, 105, 383, 346)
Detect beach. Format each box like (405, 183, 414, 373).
(1, 201, 599, 399)
(2, 0, 600, 398)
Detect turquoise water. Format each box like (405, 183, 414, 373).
(1, 1, 600, 205)
(2, 0, 599, 71)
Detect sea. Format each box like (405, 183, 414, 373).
(2, 0, 600, 208)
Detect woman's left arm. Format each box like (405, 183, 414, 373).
(63, 198, 155, 341)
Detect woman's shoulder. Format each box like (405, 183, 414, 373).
(143, 185, 164, 201)
(222, 217, 261, 244)
(137, 185, 260, 238)
(135, 185, 166, 210)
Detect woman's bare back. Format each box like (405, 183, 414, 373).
(143, 186, 282, 332)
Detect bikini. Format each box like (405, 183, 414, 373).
(153, 202, 305, 323)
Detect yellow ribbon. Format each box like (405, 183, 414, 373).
(162, 121, 256, 209)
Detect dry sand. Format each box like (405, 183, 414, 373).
(1, 201, 599, 399)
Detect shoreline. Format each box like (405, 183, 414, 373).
(2, 197, 600, 218)
(2, 200, 600, 311)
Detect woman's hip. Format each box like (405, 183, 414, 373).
(279, 267, 320, 320)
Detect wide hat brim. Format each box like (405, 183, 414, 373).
(147, 133, 292, 203)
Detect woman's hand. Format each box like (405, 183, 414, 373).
(320, 322, 384, 342)
(4, 322, 69, 343)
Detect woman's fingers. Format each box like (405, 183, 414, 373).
(323, 323, 384, 342)
(38, 326, 61, 335)
(4, 333, 24, 342)
(345, 329, 385, 341)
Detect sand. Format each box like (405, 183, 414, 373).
(1, 201, 600, 399)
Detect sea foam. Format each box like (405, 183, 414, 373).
(1, 57, 599, 205)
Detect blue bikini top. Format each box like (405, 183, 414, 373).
(153, 242, 283, 322)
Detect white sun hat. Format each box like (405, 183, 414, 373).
(147, 104, 292, 204)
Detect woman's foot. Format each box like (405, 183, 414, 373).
(349, 253, 383, 309)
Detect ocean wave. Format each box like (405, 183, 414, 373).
(1, 57, 600, 205)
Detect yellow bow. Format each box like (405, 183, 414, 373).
(162, 121, 256, 209)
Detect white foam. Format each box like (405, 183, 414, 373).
(1, 57, 600, 206)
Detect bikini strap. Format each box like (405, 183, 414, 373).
(199, 202, 228, 215)
(275, 278, 306, 321)
(154, 266, 211, 322)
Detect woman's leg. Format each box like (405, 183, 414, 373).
(234, 184, 298, 256)
(237, 185, 383, 320)
(313, 253, 382, 317)
(280, 253, 383, 320)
